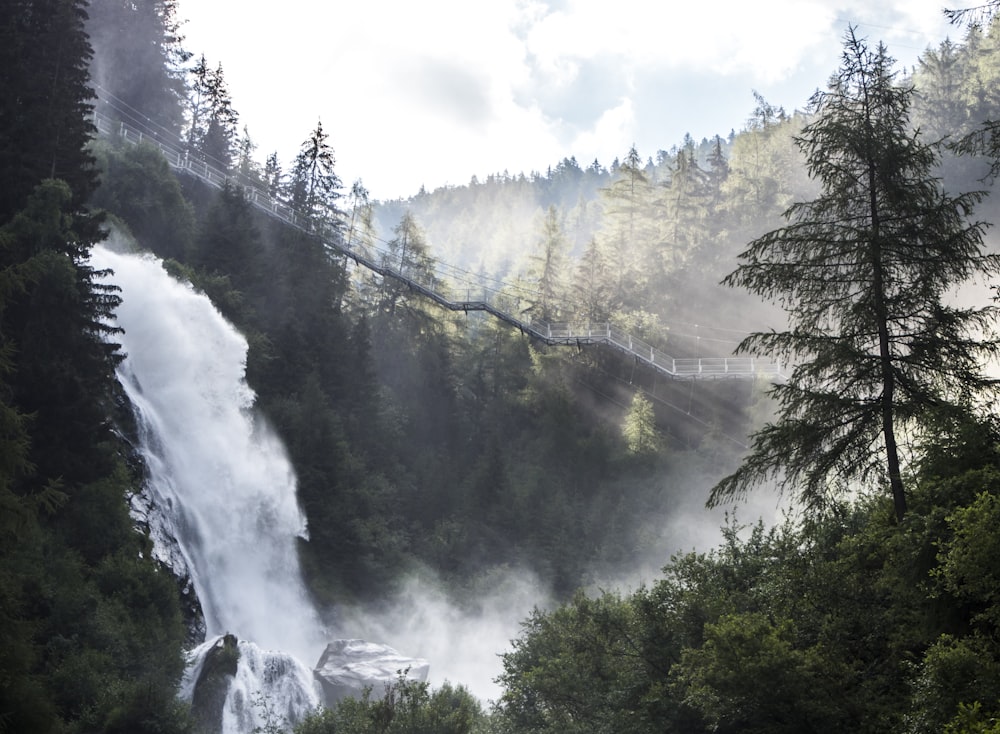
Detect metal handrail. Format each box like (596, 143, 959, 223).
(93, 108, 785, 381)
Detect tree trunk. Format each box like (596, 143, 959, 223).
(868, 158, 907, 522)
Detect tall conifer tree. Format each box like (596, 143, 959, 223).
(289, 119, 343, 228)
(712, 29, 1000, 521)
(0, 0, 99, 225)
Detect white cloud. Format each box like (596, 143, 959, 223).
(569, 97, 636, 165)
(522, 0, 836, 79)
(175, 0, 958, 200)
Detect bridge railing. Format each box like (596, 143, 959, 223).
(92, 107, 785, 381)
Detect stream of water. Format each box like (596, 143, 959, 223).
(91, 243, 324, 731)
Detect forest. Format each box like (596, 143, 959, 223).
(5, 0, 1000, 732)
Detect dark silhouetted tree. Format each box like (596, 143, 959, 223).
(263, 150, 283, 198)
(288, 119, 343, 228)
(0, 0, 99, 224)
(711, 29, 1000, 522)
(199, 62, 239, 168)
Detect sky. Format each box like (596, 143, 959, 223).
(176, 1, 963, 202)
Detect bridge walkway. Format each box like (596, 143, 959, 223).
(93, 109, 784, 381)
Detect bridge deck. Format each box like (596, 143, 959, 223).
(94, 110, 784, 381)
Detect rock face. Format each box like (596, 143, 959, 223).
(313, 639, 430, 707)
(190, 633, 240, 733)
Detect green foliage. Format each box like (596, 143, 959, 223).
(0, 0, 100, 223)
(498, 409, 1000, 733)
(937, 491, 1000, 628)
(496, 590, 685, 734)
(251, 690, 287, 734)
(90, 138, 195, 260)
(673, 612, 836, 733)
(713, 29, 1000, 521)
(295, 676, 484, 734)
(909, 635, 1000, 734)
(0, 6, 193, 731)
(622, 392, 661, 456)
(944, 703, 1000, 734)
(185, 54, 240, 169)
(519, 205, 568, 322)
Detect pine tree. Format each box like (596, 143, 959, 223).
(945, 2, 1000, 27)
(720, 92, 798, 233)
(263, 150, 283, 198)
(623, 392, 661, 455)
(711, 29, 1000, 522)
(184, 53, 211, 154)
(658, 147, 710, 277)
(706, 134, 730, 205)
(523, 205, 568, 322)
(950, 17, 1000, 178)
(346, 179, 371, 248)
(288, 118, 343, 228)
(235, 124, 259, 185)
(377, 210, 437, 321)
(913, 38, 967, 140)
(86, 0, 189, 138)
(0, 0, 100, 225)
(0, 4, 191, 731)
(572, 236, 612, 322)
(202, 62, 238, 167)
(595, 146, 658, 313)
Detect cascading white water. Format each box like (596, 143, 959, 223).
(91, 243, 324, 730)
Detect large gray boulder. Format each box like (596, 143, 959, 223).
(313, 639, 430, 707)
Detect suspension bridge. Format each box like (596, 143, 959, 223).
(92, 103, 786, 382)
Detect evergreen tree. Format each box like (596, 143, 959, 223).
(184, 53, 211, 155)
(594, 146, 658, 313)
(198, 62, 239, 168)
(0, 4, 193, 730)
(711, 29, 1000, 521)
(0, 0, 100, 224)
(658, 146, 710, 277)
(288, 118, 343, 228)
(950, 18, 1000, 178)
(263, 150, 283, 198)
(572, 236, 612, 322)
(720, 92, 798, 233)
(913, 38, 968, 140)
(235, 124, 260, 186)
(706, 134, 730, 205)
(523, 205, 569, 322)
(945, 2, 1000, 26)
(623, 392, 661, 455)
(377, 210, 437, 321)
(346, 178, 371, 248)
(86, 0, 189, 138)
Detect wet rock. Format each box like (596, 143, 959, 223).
(190, 633, 239, 733)
(313, 639, 429, 707)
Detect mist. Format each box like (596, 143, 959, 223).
(331, 567, 552, 703)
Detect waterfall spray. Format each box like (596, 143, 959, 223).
(91, 243, 324, 730)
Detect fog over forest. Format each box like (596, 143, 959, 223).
(6, 1, 1000, 733)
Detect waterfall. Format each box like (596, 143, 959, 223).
(91, 243, 324, 730)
